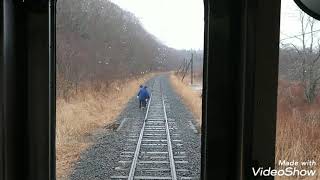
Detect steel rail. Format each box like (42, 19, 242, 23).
(160, 81, 177, 180)
(127, 86, 153, 180)
(127, 79, 177, 180)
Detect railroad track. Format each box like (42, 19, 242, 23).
(111, 79, 195, 180)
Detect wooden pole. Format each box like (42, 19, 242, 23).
(182, 58, 187, 75)
(182, 59, 191, 82)
(177, 58, 184, 74)
(191, 53, 193, 85)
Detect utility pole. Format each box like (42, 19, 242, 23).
(182, 58, 191, 82)
(191, 53, 193, 85)
(177, 58, 184, 74)
(182, 58, 187, 75)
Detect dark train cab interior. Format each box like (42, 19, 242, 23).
(1, 0, 320, 179)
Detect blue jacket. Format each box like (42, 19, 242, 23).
(137, 88, 150, 101)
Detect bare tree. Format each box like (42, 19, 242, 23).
(56, 0, 194, 99)
(281, 11, 320, 103)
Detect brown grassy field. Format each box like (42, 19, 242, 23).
(169, 73, 202, 127)
(275, 80, 320, 180)
(56, 74, 155, 179)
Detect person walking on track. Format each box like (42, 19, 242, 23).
(137, 85, 150, 110)
(137, 85, 143, 109)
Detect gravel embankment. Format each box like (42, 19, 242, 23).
(69, 74, 201, 180)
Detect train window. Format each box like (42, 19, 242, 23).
(276, 0, 320, 179)
(56, 0, 204, 179)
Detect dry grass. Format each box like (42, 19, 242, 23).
(275, 80, 320, 180)
(169, 73, 202, 127)
(56, 74, 155, 179)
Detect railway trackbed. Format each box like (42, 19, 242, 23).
(110, 79, 196, 180)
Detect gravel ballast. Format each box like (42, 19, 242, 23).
(69, 75, 201, 180)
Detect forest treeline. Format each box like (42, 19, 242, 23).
(56, 0, 202, 98)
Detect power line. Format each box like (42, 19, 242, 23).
(280, 29, 320, 41)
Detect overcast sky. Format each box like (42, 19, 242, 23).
(280, 0, 320, 46)
(110, 0, 320, 50)
(110, 0, 204, 50)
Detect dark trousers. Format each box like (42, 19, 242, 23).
(139, 100, 146, 108)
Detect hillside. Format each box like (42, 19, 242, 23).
(56, 0, 197, 97)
